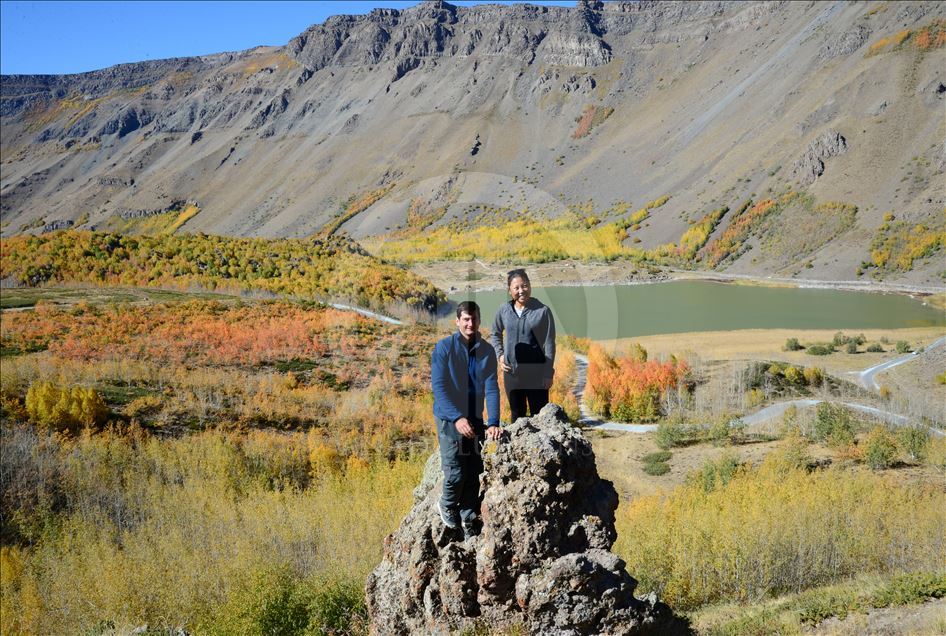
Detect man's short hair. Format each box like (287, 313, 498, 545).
(456, 300, 481, 319)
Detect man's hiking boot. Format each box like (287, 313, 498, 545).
(437, 501, 460, 529)
(462, 515, 480, 540)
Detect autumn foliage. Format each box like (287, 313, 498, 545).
(702, 197, 779, 268)
(1, 299, 438, 447)
(0, 230, 444, 311)
(867, 19, 946, 56)
(867, 212, 945, 272)
(319, 184, 396, 236)
(572, 104, 615, 139)
(24, 381, 108, 432)
(584, 343, 690, 422)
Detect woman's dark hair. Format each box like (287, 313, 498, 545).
(456, 300, 481, 319)
(506, 268, 530, 288)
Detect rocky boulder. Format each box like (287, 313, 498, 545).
(792, 130, 848, 186)
(365, 404, 681, 635)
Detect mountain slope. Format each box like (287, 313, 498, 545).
(1, 0, 943, 284)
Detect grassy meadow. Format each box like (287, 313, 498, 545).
(1, 228, 944, 634)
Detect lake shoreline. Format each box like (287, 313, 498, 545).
(412, 259, 945, 300)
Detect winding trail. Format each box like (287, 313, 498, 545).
(328, 302, 403, 325)
(849, 336, 946, 391)
(572, 350, 945, 437)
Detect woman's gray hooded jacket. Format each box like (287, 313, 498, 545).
(490, 298, 556, 390)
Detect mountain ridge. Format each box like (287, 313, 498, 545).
(1, 0, 943, 285)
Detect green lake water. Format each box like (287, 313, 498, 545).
(448, 281, 945, 340)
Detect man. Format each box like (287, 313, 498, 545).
(431, 300, 502, 539)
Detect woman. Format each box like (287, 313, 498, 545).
(490, 269, 556, 422)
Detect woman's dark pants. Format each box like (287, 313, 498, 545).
(507, 388, 549, 422)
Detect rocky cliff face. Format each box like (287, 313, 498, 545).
(1, 1, 943, 284)
(365, 404, 683, 635)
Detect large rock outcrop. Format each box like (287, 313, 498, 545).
(791, 130, 848, 186)
(365, 404, 680, 635)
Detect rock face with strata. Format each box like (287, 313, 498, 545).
(365, 404, 677, 635)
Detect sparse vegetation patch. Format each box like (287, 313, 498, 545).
(571, 104, 614, 139)
(861, 211, 945, 276)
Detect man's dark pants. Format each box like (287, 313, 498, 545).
(437, 417, 484, 523)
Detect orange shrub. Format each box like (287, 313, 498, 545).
(585, 344, 689, 422)
(703, 198, 777, 268)
(549, 349, 580, 421)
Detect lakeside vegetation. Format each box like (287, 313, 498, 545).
(860, 210, 946, 278)
(0, 230, 445, 311)
(365, 190, 928, 279)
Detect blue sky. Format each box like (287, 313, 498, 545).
(1, 0, 575, 75)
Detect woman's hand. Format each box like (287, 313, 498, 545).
(499, 354, 512, 373)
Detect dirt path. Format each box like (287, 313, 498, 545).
(328, 302, 403, 325)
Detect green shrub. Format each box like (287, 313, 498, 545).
(807, 344, 834, 356)
(897, 425, 930, 463)
(783, 337, 803, 351)
(204, 567, 312, 636)
(793, 585, 862, 624)
(832, 332, 849, 347)
(870, 572, 946, 608)
(866, 343, 884, 353)
(642, 461, 671, 476)
(642, 451, 672, 463)
(708, 416, 732, 446)
(783, 365, 805, 385)
(655, 418, 687, 450)
(201, 567, 367, 636)
(307, 577, 368, 635)
(845, 342, 858, 354)
(861, 426, 899, 470)
(705, 608, 791, 636)
(937, 371, 946, 385)
(687, 452, 741, 492)
(812, 403, 856, 448)
(895, 340, 911, 354)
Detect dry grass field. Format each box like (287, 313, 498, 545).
(602, 326, 945, 373)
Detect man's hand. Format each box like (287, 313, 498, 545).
(542, 376, 554, 390)
(454, 417, 475, 439)
(485, 425, 503, 441)
(499, 355, 512, 373)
